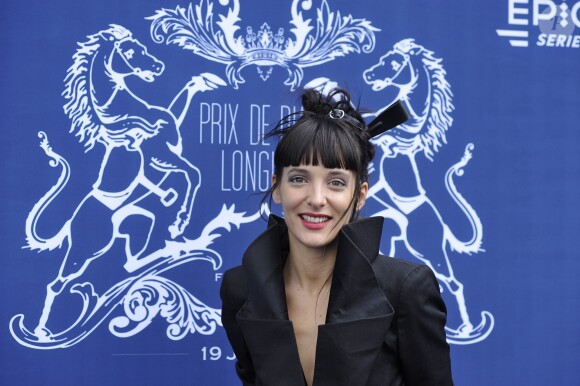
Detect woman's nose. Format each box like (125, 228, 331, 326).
(306, 183, 326, 208)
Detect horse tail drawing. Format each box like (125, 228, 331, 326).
(24, 132, 71, 251)
(443, 143, 484, 255)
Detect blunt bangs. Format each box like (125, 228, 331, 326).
(274, 114, 364, 177)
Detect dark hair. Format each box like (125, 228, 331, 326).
(263, 87, 375, 220)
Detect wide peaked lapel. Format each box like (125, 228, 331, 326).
(236, 216, 306, 386)
(314, 216, 395, 386)
(236, 215, 393, 386)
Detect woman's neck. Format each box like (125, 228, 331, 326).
(284, 242, 337, 294)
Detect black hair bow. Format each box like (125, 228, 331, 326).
(366, 100, 409, 138)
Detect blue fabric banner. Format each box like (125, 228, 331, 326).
(1, 0, 578, 385)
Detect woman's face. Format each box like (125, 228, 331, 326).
(273, 164, 368, 254)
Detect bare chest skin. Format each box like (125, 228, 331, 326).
(285, 280, 331, 386)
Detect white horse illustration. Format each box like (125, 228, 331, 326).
(363, 39, 492, 344)
(25, 24, 225, 339)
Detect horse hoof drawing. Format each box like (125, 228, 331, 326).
(9, 315, 63, 349)
(199, 72, 227, 88)
(33, 326, 53, 340)
(445, 311, 494, 345)
(187, 73, 227, 92)
(168, 222, 185, 239)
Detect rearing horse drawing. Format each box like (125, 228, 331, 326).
(363, 39, 492, 344)
(25, 24, 225, 339)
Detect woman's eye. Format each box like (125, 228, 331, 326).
(289, 176, 306, 184)
(329, 180, 346, 188)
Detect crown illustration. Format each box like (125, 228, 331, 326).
(149, 0, 378, 89)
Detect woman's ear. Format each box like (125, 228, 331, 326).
(356, 182, 369, 211)
(272, 175, 281, 204)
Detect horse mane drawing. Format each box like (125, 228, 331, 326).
(63, 24, 159, 151)
(400, 39, 454, 160)
(366, 38, 454, 161)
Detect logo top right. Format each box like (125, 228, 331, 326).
(497, 0, 579, 48)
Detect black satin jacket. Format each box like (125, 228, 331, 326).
(220, 215, 453, 386)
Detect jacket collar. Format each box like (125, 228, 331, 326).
(239, 214, 391, 321)
(236, 215, 394, 385)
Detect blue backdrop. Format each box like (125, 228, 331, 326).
(1, 1, 579, 385)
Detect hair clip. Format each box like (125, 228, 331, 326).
(366, 100, 409, 138)
(329, 108, 364, 129)
(329, 109, 345, 119)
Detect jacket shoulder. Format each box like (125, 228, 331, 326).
(220, 265, 248, 310)
(372, 255, 437, 308)
(373, 254, 424, 277)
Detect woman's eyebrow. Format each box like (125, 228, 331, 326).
(327, 170, 351, 178)
(285, 168, 351, 178)
(287, 167, 309, 174)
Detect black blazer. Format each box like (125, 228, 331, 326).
(221, 215, 453, 386)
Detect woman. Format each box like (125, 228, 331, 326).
(220, 88, 453, 386)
